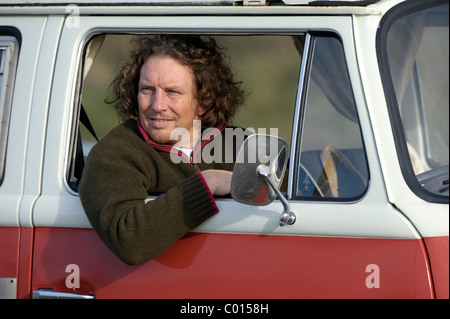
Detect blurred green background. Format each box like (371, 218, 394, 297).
(81, 34, 302, 144)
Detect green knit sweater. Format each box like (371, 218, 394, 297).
(78, 118, 240, 265)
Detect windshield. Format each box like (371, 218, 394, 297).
(386, 3, 449, 198)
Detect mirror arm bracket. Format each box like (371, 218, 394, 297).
(258, 166, 296, 226)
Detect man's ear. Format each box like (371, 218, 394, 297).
(197, 105, 206, 117)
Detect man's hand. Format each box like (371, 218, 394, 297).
(201, 170, 232, 196)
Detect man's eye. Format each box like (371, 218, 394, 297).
(167, 90, 180, 96)
(140, 87, 153, 94)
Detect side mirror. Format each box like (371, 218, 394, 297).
(231, 134, 296, 226)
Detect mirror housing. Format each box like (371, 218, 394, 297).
(231, 134, 296, 226)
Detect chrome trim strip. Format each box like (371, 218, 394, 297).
(33, 289, 94, 299)
(288, 33, 311, 199)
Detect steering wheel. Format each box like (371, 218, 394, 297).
(317, 145, 367, 198)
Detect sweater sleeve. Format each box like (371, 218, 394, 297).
(78, 134, 218, 265)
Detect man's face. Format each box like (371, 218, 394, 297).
(137, 55, 205, 148)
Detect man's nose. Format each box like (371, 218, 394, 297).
(151, 89, 166, 112)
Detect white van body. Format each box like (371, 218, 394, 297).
(0, 0, 448, 300)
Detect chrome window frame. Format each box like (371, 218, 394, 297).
(0, 35, 19, 186)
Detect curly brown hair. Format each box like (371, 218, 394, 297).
(106, 35, 245, 128)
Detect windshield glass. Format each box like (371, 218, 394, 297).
(387, 3, 449, 197)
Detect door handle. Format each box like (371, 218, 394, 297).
(33, 289, 94, 299)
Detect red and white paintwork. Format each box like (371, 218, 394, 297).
(29, 229, 435, 298)
(1, 225, 448, 298)
(0, 0, 448, 300)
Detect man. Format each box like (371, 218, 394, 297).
(79, 35, 245, 265)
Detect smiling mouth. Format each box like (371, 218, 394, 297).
(149, 118, 173, 128)
(151, 118, 173, 122)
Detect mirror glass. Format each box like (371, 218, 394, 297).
(231, 134, 289, 205)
